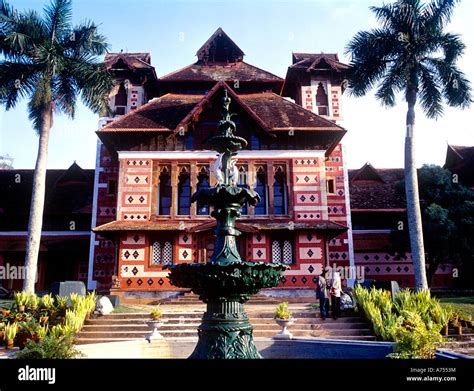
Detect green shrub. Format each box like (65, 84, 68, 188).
(388, 310, 443, 359)
(353, 286, 446, 358)
(150, 305, 163, 320)
(274, 302, 292, 320)
(15, 336, 83, 359)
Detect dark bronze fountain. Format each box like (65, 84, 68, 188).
(168, 91, 288, 359)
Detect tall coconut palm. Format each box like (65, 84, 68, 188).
(345, 0, 471, 291)
(0, 0, 113, 293)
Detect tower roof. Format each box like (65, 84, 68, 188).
(290, 52, 350, 72)
(196, 27, 244, 63)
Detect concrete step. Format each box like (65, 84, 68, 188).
(81, 321, 370, 332)
(76, 309, 373, 344)
(101, 313, 203, 320)
(310, 329, 373, 336)
(76, 329, 374, 341)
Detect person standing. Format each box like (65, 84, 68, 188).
(330, 271, 342, 320)
(315, 274, 329, 320)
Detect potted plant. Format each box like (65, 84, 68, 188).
(17, 320, 40, 349)
(39, 310, 49, 326)
(146, 305, 165, 342)
(36, 324, 48, 342)
(4, 323, 17, 349)
(14, 292, 28, 313)
(27, 293, 39, 312)
(273, 302, 296, 340)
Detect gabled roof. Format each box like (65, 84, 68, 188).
(290, 52, 350, 72)
(159, 61, 283, 83)
(98, 81, 345, 136)
(105, 52, 154, 70)
(350, 162, 385, 183)
(196, 27, 244, 63)
(54, 162, 92, 187)
(99, 94, 203, 132)
(240, 93, 345, 131)
(444, 144, 474, 187)
(445, 145, 474, 163)
(349, 166, 405, 210)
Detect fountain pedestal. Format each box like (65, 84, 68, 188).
(169, 91, 288, 359)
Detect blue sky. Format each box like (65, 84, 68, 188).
(0, 0, 473, 169)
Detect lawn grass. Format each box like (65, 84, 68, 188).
(439, 296, 474, 319)
(113, 305, 144, 313)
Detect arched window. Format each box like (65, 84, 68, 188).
(115, 82, 128, 106)
(315, 82, 328, 116)
(152, 239, 173, 266)
(255, 166, 267, 215)
(196, 166, 210, 215)
(273, 166, 287, 215)
(238, 165, 248, 215)
(271, 238, 294, 264)
(158, 168, 171, 215)
(178, 167, 191, 215)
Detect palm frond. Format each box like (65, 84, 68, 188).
(375, 62, 407, 107)
(67, 58, 113, 115)
(423, 32, 465, 62)
(418, 63, 444, 119)
(63, 20, 109, 56)
(370, 0, 422, 34)
(427, 58, 472, 108)
(421, 0, 460, 31)
(0, 61, 38, 109)
(345, 28, 402, 97)
(1, 7, 47, 56)
(52, 72, 77, 118)
(44, 0, 72, 42)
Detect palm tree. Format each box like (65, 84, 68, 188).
(345, 0, 471, 291)
(0, 0, 113, 293)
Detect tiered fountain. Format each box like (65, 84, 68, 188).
(169, 91, 288, 359)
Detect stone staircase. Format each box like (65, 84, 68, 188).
(158, 292, 293, 305)
(442, 326, 474, 357)
(75, 308, 375, 345)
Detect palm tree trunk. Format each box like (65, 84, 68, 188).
(405, 88, 429, 291)
(23, 107, 52, 293)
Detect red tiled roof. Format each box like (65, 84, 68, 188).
(240, 93, 345, 131)
(290, 52, 350, 72)
(99, 94, 203, 132)
(159, 61, 283, 82)
(99, 83, 345, 135)
(349, 167, 406, 210)
(93, 220, 346, 237)
(105, 52, 153, 69)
